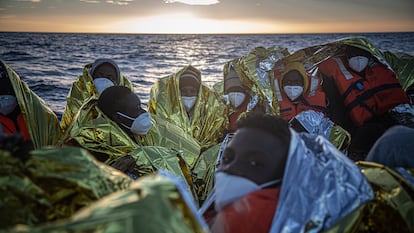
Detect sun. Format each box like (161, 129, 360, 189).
(111, 13, 274, 34)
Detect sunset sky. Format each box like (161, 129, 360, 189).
(0, 0, 413, 34)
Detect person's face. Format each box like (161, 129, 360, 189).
(93, 63, 117, 83)
(217, 127, 288, 185)
(282, 70, 304, 87)
(180, 86, 198, 97)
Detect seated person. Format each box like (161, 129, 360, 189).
(318, 45, 410, 159)
(0, 68, 31, 142)
(223, 65, 265, 132)
(319, 45, 409, 127)
(216, 47, 289, 133)
(273, 61, 328, 121)
(0, 60, 61, 149)
(97, 86, 152, 142)
(60, 86, 200, 200)
(202, 113, 374, 233)
(272, 61, 350, 152)
(60, 58, 134, 131)
(206, 113, 289, 233)
(59, 85, 144, 163)
(148, 65, 228, 151)
(180, 69, 201, 120)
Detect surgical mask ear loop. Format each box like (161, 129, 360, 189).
(116, 111, 135, 130)
(116, 111, 152, 135)
(259, 178, 282, 189)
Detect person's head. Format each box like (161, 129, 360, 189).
(218, 112, 291, 184)
(179, 68, 201, 112)
(0, 64, 18, 116)
(214, 113, 291, 210)
(97, 86, 152, 135)
(345, 46, 371, 73)
(281, 62, 308, 101)
(90, 58, 121, 96)
(224, 66, 248, 109)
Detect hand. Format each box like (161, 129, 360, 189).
(110, 155, 136, 172)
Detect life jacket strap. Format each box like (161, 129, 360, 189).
(346, 83, 403, 113)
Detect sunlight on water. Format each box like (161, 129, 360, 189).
(1, 32, 413, 118)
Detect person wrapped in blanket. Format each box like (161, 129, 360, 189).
(148, 65, 228, 151)
(215, 46, 290, 133)
(60, 58, 134, 131)
(59, 84, 201, 203)
(0, 60, 61, 151)
(200, 112, 414, 233)
(272, 59, 351, 152)
(222, 65, 261, 132)
(317, 42, 411, 160)
(148, 65, 230, 204)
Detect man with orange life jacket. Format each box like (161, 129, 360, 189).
(318, 45, 410, 127)
(273, 61, 328, 121)
(318, 45, 410, 160)
(0, 64, 31, 144)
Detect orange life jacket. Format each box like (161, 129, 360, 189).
(274, 73, 327, 121)
(0, 113, 31, 141)
(228, 99, 249, 132)
(318, 56, 409, 126)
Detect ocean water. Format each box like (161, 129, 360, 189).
(1, 32, 414, 119)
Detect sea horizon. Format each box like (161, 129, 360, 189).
(1, 32, 413, 118)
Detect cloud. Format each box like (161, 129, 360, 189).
(106, 0, 133, 5)
(14, 0, 42, 2)
(79, 0, 100, 3)
(164, 0, 220, 5)
(79, 0, 133, 5)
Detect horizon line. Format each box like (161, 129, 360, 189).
(1, 30, 414, 35)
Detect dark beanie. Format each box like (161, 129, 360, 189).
(90, 58, 121, 85)
(179, 69, 200, 89)
(345, 46, 371, 58)
(98, 86, 140, 117)
(224, 68, 244, 92)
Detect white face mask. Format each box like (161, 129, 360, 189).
(283, 85, 304, 101)
(93, 77, 115, 96)
(214, 172, 281, 211)
(228, 92, 246, 108)
(116, 112, 152, 135)
(0, 95, 18, 115)
(181, 96, 197, 112)
(348, 56, 369, 73)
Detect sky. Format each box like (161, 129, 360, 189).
(0, 0, 413, 34)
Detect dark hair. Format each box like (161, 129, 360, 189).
(97, 86, 139, 118)
(236, 112, 291, 147)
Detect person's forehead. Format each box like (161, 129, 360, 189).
(346, 46, 371, 57)
(229, 127, 283, 154)
(284, 70, 303, 80)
